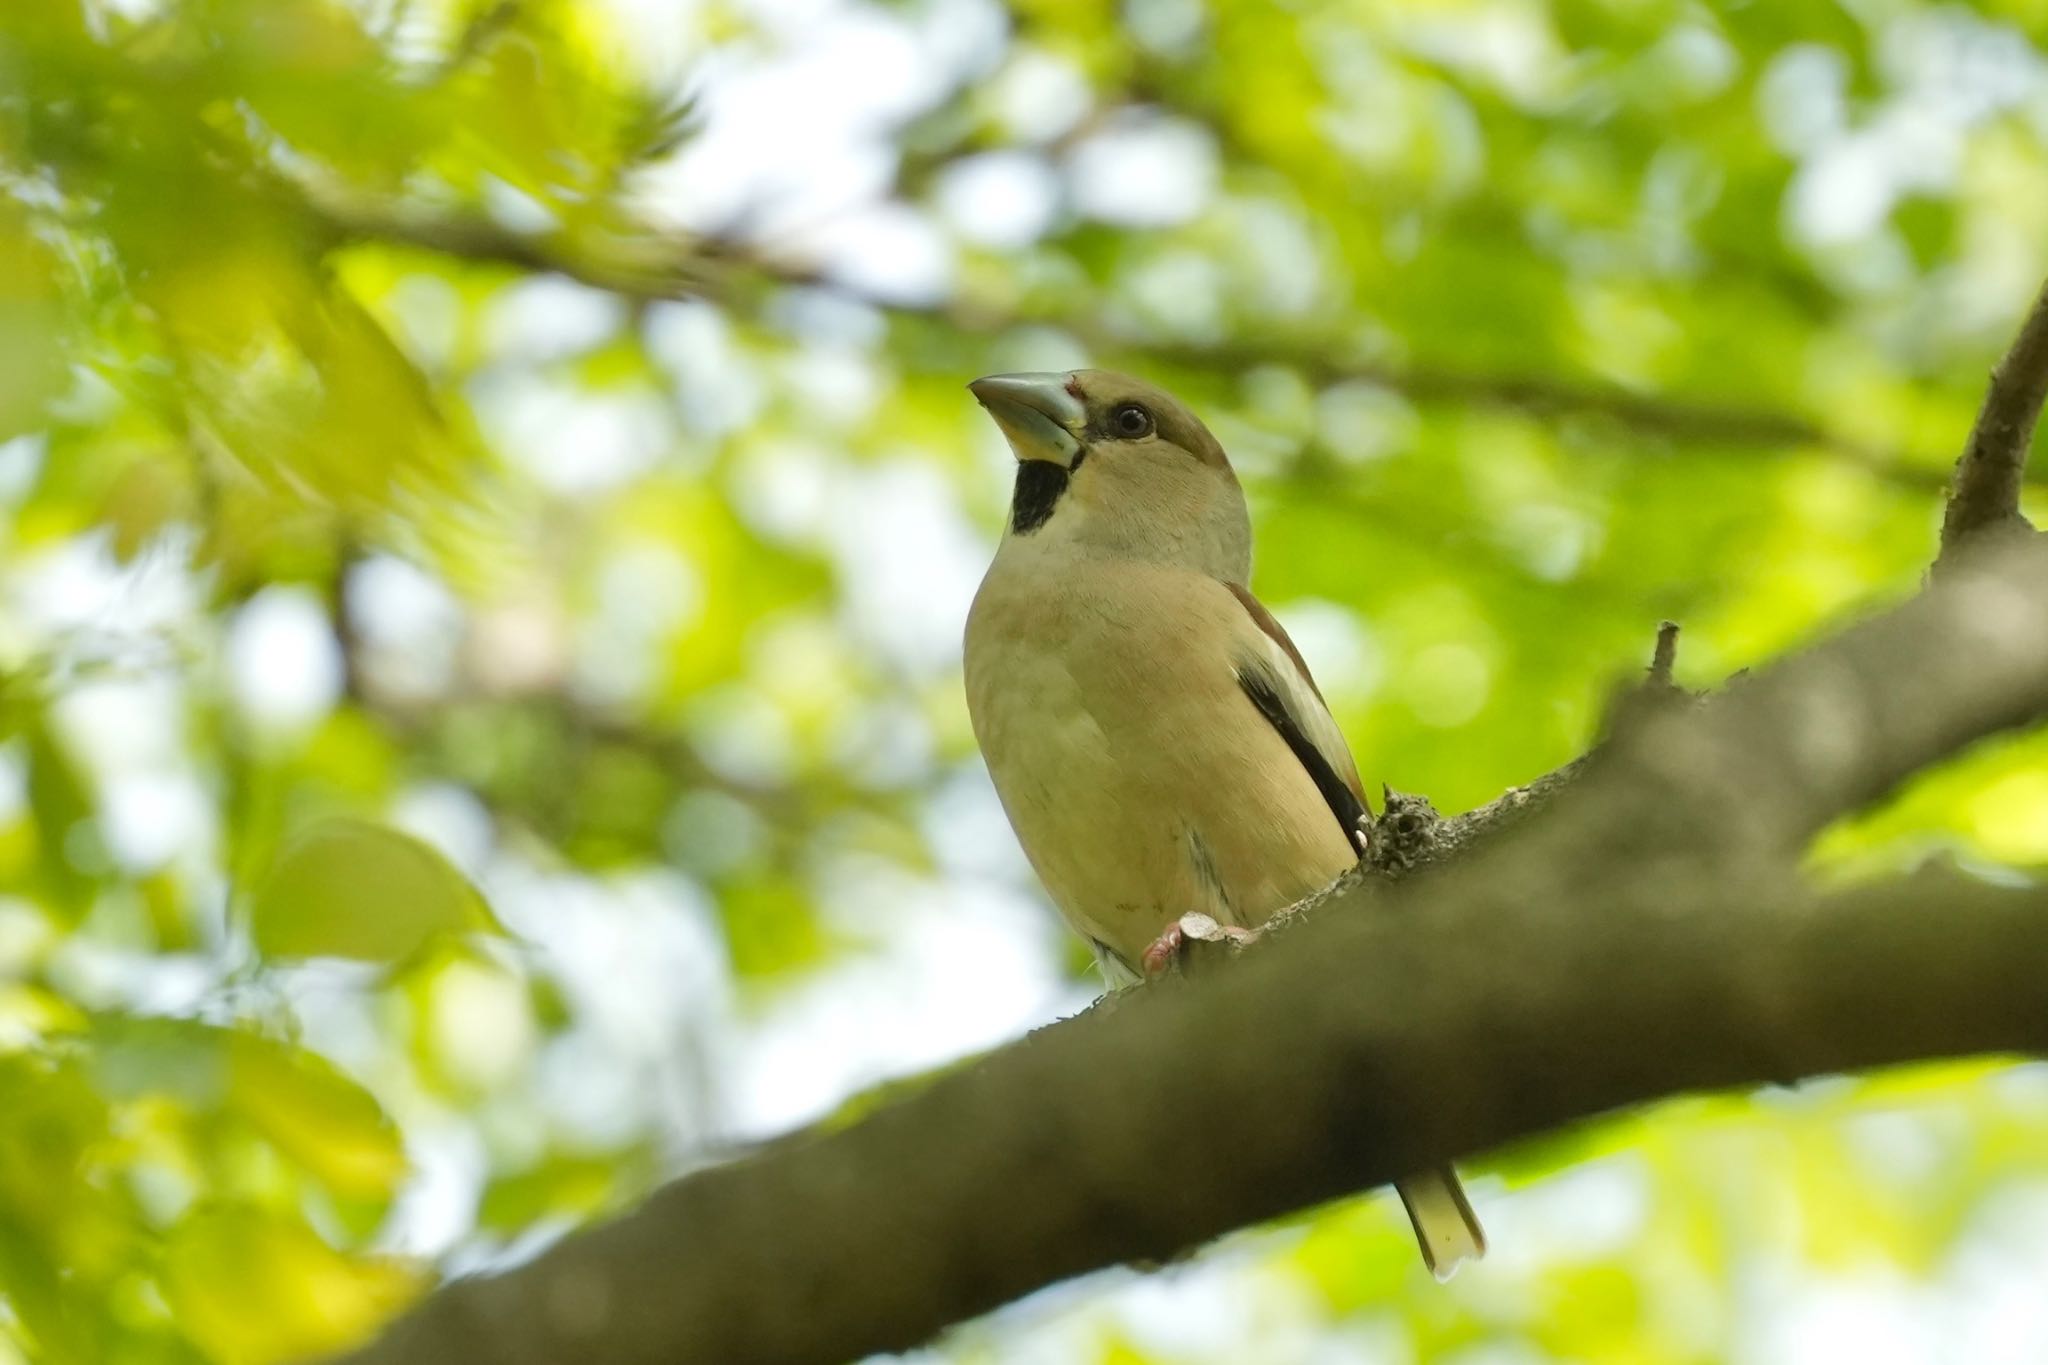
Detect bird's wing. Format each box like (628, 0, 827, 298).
(1223, 582, 1369, 842)
(1227, 584, 1482, 1271)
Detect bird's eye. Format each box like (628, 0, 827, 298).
(1110, 403, 1154, 438)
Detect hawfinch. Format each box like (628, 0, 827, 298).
(963, 369, 1486, 1278)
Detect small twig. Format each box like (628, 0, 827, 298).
(1371, 618, 1685, 879)
(435, 0, 525, 79)
(1648, 621, 1680, 688)
(1936, 273, 2048, 569)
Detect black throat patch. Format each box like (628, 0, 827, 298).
(1009, 460, 1072, 535)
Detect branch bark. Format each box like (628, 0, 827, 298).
(1938, 274, 2048, 567)
(330, 533, 2048, 1365)
(338, 878, 2048, 1365)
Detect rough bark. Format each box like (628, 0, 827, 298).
(338, 874, 2048, 1365)
(1937, 273, 2048, 567)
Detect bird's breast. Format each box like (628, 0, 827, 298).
(963, 557, 1354, 966)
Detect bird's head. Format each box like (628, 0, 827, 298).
(968, 368, 1250, 580)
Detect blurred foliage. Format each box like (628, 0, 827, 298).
(2, 0, 2048, 1361)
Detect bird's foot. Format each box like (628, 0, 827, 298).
(1139, 923, 1184, 977)
(1141, 913, 1259, 978)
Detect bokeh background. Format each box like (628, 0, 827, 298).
(5, 0, 2048, 1361)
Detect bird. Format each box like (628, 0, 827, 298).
(962, 368, 1486, 1279)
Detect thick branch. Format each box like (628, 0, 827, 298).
(332, 885, 2047, 1365)
(1938, 274, 2048, 565)
(331, 536, 2048, 1365)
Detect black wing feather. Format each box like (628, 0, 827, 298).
(1236, 664, 1367, 839)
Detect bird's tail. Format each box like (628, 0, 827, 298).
(1396, 1165, 1485, 1281)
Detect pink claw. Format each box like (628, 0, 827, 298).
(1141, 914, 1260, 978)
(1140, 922, 1185, 978)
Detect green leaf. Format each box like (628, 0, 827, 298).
(227, 1031, 409, 1205)
(248, 818, 499, 963)
(476, 1145, 656, 1233)
(0, 201, 70, 442)
(23, 715, 98, 923)
(86, 1015, 230, 1108)
(86, 1014, 409, 1205)
(161, 1206, 421, 1365)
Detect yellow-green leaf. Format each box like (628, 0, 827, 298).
(249, 818, 498, 963)
(87, 1015, 408, 1205)
(228, 1032, 409, 1204)
(162, 1207, 422, 1365)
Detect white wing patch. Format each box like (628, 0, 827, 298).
(1224, 584, 1366, 823)
(1251, 629, 1362, 797)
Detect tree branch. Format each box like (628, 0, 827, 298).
(303, 188, 757, 305)
(298, 188, 1961, 487)
(329, 533, 2048, 1365)
(1648, 619, 1681, 685)
(332, 872, 2045, 1365)
(1938, 273, 2048, 567)
(1151, 339, 1931, 479)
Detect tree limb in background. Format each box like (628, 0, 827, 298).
(303, 187, 748, 306)
(1938, 274, 2048, 568)
(297, 187, 1960, 489)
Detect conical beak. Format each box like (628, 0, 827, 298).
(969, 372, 1085, 467)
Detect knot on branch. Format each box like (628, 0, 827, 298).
(1368, 787, 1443, 875)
